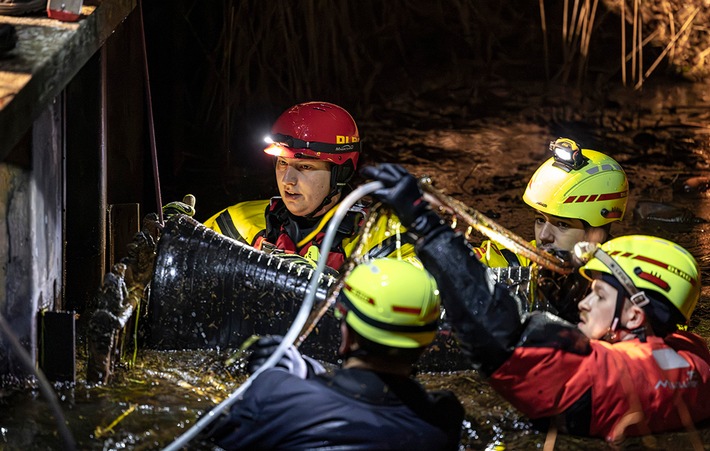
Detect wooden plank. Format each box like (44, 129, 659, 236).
(0, 0, 137, 158)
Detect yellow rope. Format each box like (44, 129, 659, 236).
(94, 404, 137, 438)
(296, 205, 339, 248)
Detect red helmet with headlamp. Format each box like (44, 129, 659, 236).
(264, 102, 361, 187)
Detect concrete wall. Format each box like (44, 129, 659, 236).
(0, 0, 137, 380)
(0, 101, 63, 378)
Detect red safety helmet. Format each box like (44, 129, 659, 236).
(264, 102, 361, 186)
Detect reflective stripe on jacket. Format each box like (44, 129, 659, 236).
(203, 199, 270, 244)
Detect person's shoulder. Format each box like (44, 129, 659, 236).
(228, 199, 269, 226)
(202, 199, 269, 241)
(249, 367, 316, 396)
(234, 199, 271, 212)
(664, 330, 710, 361)
(203, 199, 269, 223)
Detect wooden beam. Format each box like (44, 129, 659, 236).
(0, 0, 136, 158)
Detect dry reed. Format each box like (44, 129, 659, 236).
(180, 0, 709, 162)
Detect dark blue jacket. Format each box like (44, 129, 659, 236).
(207, 367, 464, 450)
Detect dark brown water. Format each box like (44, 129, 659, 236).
(1, 79, 709, 450)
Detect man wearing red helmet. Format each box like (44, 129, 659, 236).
(202, 102, 416, 271)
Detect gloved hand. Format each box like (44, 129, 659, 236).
(360, 163, 444, 237)
(162, 194, 196, 219)
(247, 335, 325, 378)
(536, 247, 589, 324)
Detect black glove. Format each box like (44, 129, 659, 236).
(163, 194, 196, 219)
(535, 247, 589, 323)
(360, 163, 444, 237)
(247, 335, 325, 378)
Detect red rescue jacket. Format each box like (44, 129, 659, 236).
(415, 227, 710, 442)
(489, 330, 710, 441)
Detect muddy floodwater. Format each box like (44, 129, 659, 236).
(2, 79, 710, 450)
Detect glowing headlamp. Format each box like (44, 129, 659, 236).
(263, 133, 361, 154)
(550, 138, 587, 171)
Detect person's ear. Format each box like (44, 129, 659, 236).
(583, 226, 608, 245)
(624, 303, 646, 330)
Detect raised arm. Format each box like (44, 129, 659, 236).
(361, 164, 527, 375)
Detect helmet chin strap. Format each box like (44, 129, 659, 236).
(601, 274, 648, 343)
(575, 242, 651, 343)
(304, 165, 347, 219)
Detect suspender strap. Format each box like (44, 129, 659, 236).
(215, 211, 240, 240)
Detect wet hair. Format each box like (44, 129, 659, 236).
(581, 219, 612, 236)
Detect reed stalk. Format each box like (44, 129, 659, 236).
(621, 0, 626, 85)
(178, 0, 708, 166)
(638, 6, 700, 88)
(539, 0, 550, 80)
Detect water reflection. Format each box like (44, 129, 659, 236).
(4, 347, 709, 449)
(2, 80, 710, 450)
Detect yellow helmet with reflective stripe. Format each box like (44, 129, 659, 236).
(523, 138, 628, 227)
(337, 258, 440, 349)
(579, 235, 701, 321)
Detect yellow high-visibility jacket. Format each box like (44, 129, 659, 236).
(471, 239, 532, 268)
(203, 198, 418, 272)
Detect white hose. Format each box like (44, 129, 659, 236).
(163, 181, 384, 450)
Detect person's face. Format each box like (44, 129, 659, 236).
(533, 211, 589, 252)
(577, 277, 619, 339)
(275, 156, 333, 217)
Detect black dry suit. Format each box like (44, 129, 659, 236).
(415, 226, 529, 377)
(207, 367, 463, 450)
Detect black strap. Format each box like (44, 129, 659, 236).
(500, 248, 522, 267)
(215, 211, 240, 240)
(271, 133, 361, 154)
(338, 292, 438, 333)
(364, 233, 416, 259)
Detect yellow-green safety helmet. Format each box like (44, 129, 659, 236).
(523, 138, 628, 227)
(337, 258, 440, 349)
(578, 235, 701, 321)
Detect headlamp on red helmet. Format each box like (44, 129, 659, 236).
(263, 133, 360, 163)
(264, 102, 361, 186)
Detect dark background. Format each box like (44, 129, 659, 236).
(140, 0, 690, 220)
